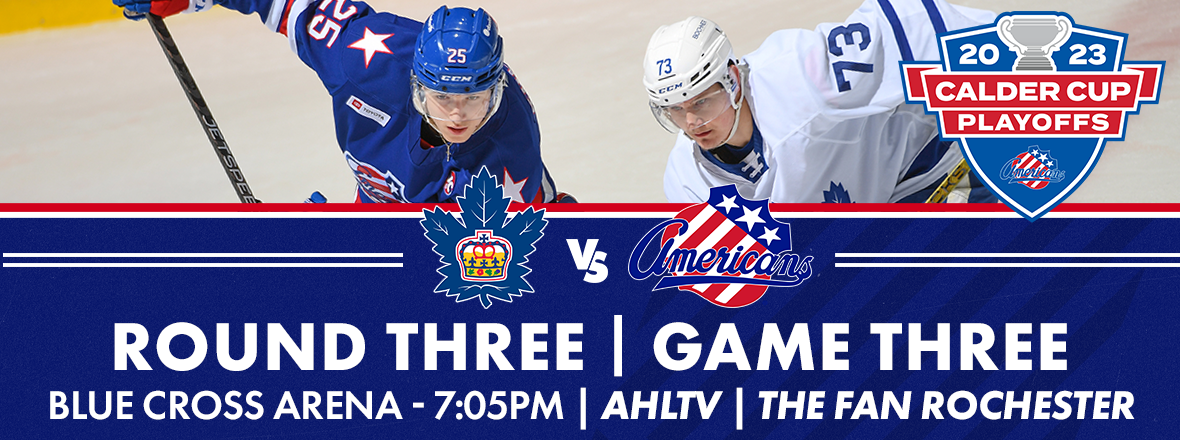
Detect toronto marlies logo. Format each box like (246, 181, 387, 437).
(628, 185, 813, 308)
(999, 145, 1067, 189)
(421, 168, 546, 308)
(902, 12, 1164, 220)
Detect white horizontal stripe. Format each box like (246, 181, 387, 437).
(836, 253, 1180, 258)
(4, 263, 403, 268)
(3, 253, 401, 258)
(836, 262, 1180, 268)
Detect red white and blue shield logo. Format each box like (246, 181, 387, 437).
(903, 12, 1164, 220)
(1000, 145, 1066, 189)
(628, 185, 814, 308)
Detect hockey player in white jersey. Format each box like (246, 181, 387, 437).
(645, 0, 997, 203)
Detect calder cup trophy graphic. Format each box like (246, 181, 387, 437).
(998, 15, 1071, 71)
(903, 12, 1164, 220)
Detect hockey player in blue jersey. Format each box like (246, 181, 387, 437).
(116, 0, 571, 203)
(644, 0, 998, 203)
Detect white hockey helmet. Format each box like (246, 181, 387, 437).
(643, 17, 739, 133)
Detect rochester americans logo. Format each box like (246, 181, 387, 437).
(1000, 145, 1066, 189)
(903, 12, 1164, 220)
(628, 185, 813, 308)
(421, 168, 546, 308)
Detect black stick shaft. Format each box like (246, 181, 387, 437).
(146, 14, 261, 203)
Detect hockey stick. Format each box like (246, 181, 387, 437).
(925, 158, 969, 203)
(146, 14, 261, 203)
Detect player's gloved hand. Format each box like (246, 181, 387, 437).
(553, 192, 578, 203)
(113, 0, 203, 21)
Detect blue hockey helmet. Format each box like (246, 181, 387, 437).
(413, 6, 504, 93)
(412, 6, 508, 140)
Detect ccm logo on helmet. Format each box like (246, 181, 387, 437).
(658, 83, 683, 94)
(441, 75, 473, 82)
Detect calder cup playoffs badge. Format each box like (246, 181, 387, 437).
(421, 168, 546, 308)
(629, 185, 814, 308)
(903, 12, 1164, 220)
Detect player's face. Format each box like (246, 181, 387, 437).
(661, 84, 735, 150)
(423, 89, 494, 143)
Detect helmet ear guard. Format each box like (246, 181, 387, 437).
(483, 73, 507, 122)
(722, 62, 741, 108)
(412, 73, 427, 117)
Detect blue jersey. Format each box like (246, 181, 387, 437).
(218, 0, 559, 203)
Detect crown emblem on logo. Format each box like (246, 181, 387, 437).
(457, 230, 512, 282)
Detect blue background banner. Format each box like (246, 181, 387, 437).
(1, 214, 1177, 439)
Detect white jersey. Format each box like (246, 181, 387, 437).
(664, 0, 996, 203)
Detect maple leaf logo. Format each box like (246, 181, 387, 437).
(822, 181, 854, 203)
(421, 167, 547, 308)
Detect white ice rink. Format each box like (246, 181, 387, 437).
(0, 0, 1175, 203)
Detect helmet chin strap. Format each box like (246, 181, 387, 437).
(720, 82, 744, 147)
